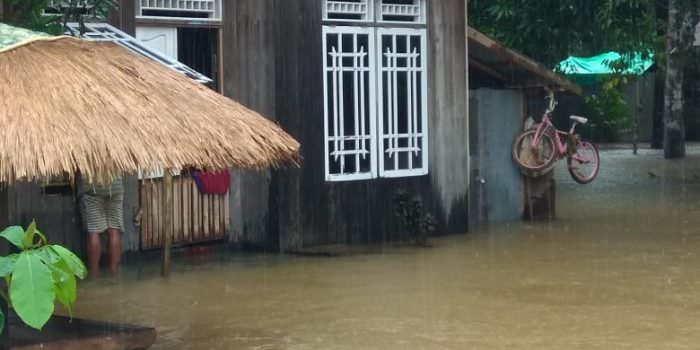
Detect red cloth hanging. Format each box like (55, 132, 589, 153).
(192, 170, 230, 195)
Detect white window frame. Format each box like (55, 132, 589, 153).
(322, 25, 429, 181)
(323, 0, 374, 23)
(376, 27, 429, 178)
(376, 0, 426, 24)
(136, 0, 222, 22)
(323, 26, 378, 181)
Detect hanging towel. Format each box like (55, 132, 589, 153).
(192, 170, 231, 195)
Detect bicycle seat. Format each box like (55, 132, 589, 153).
(570, 115, 588, 124)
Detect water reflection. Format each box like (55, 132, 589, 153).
(73, 147, 700, 349)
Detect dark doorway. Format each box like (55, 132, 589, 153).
(178, 27, 219, 89)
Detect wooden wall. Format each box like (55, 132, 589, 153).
(222, 0, 279, 250)
(269, 0, 470, 251)
(7, 183, 82, 254)
(111, 0, 136, 35)
(426, 0, 470, 232)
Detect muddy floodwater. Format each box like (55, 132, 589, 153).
(73, 146, 700, 349)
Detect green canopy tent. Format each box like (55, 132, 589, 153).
(556, 52, 654, 85)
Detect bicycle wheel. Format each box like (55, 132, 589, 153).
(512, 129, 556, 172)
(567, 140, 599, 184)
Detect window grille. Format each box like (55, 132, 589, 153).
(64, 23, 213, 84)
(323, 27, 378, 181)
(323, 0, 373, 22)
(137, 0, 221, 21)
(377, 0, 426, 24)
(322, 0, 428, 181)
(377, 28, 428, 177)
(322, 26, 428, 181)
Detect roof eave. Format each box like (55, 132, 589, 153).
(468, 27, 582, 96)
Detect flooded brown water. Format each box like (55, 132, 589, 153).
(73, 146, 700, 349)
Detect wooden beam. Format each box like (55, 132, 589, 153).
(469, 58, 508, 82)
(135, 18, 221, 28)
(468, 26, 582, 95)
(160, 170, 173, 277)
(218, 27, 224, 94)
(9, 314, 156, 350)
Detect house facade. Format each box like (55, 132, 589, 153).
(1, 0, 470, 254)
(3, 1, 577, 256)
(218, 0, 471, 251)
(2, 0, 581, 256)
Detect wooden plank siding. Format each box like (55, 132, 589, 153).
(269, 0, 470, 252)
(110, 0, 136, 35)
(138, 176, 227, 250)
(222, 0, 279, 249)
(6, 183, 82, 255)
(218, 0, 469, 251)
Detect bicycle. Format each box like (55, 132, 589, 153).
(511, 90, 600, 184)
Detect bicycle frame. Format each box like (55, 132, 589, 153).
(530, 113, 590, 166)
(531, 115, 567, 157)
(513, 88, 599, 183)
(524, 89, 594, 168)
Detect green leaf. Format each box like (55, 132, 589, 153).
(0, 226, 24, 249)
(10, 252, 55, 330)
(36, 246, 61, 265)
(23, 220, 37, 250)
(50, 245, 87, 280)
(34, 229, 48, 247)
(50, 261, 76, 317)
(0, 254, 19, 277)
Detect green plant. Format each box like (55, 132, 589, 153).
(393, 190, 436, 247)
(0, 220, 86, 334)
(4, 0, 118, 35)
(582, 76, 634, 142)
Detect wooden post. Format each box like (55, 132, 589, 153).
(523, 172, 556, 222)
(161, 170, 173, 277)
(633, 80, 640, 155)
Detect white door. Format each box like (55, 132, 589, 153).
(136, 26, 178, 59)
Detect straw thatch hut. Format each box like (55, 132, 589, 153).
(0, 22, 299, 254)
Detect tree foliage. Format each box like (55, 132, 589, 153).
(3, 0, 117, 35)
(468, 0, 660, 67)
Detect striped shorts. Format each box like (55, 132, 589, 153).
(79, 193, 124, 233)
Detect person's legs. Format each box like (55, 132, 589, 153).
(107, 228, 121, 274)
(80, 194, 108, 278)
(87, 231, 102, 277)
(105, 193, 124, 274)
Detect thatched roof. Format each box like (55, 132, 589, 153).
(0, 24, 299, 183)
